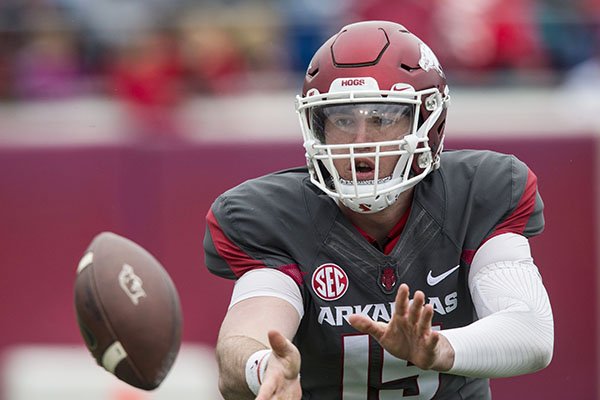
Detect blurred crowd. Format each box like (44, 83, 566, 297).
(0, 0, 598, 136)
(0, 0, 600, 102)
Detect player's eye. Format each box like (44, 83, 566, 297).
(331, 116, 356, 130)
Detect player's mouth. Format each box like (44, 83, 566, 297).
(339, 159, 392, 185)
(350, 159, 377, 181)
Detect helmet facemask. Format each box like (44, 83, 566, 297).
(297, 83, 447, 214)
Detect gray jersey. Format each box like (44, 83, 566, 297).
(204, 149, 544, 400)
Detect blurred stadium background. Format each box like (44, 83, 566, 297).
(0, 0, 598, 399)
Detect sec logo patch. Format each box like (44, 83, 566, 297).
(311, 263, 348, 301)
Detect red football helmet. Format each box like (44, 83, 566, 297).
(296, 21, 450, 213)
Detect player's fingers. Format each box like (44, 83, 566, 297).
(257, 384, 300, 400)
(255, 381, 274, 400)
(408, 290, 425, 326)
(257, 364, 302, 400)
(417, 304, 434, 337)
(348, 314, 386, 340)
(394, 284, 410, 318)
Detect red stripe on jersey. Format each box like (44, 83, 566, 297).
(461, 249, 476, 265)
(278, 264, 306, 286)
(206, 209, 266, 277)
(486, 168, 538, 241)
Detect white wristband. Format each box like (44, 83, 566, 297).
(245, 349, 272, 395)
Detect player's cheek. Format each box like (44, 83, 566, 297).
(331, 158, 349, 176)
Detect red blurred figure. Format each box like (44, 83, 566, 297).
(355, 0, 547, 79)
(110, 31, 185, 139)
(433, 0, 547, 76)
(354, 0, 439, 50)
(488, 0, 547, 70)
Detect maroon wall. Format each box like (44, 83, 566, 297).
(0, 136, 596, 399)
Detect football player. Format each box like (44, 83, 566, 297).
(204, 20, 554, 400)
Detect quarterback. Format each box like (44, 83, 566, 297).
(204, 20, 554, 399)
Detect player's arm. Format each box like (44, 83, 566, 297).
(349, 159, 552, 375)
(437, 160, 553, 376)
(349, 233, 553, 376)
(216, 269, 303, 400)
(217, 298, 301, 399)
(204, 192, 306, 398)
(439, 232, 554, 377)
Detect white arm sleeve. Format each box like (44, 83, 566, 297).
(441, 233, 554, 377)
(228, 268, 304, 319)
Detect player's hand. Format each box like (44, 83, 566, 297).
(347, 283, 454, 371)
(255, 330, 302, 400)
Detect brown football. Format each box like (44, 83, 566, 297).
(74, 231, 182, 390)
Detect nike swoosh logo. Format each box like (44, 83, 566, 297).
(427, 265, 460, 286)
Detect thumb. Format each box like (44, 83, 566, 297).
(348, 314, 386, 341)
(268, 330, 294, 358)
(267, 330, 301, 378)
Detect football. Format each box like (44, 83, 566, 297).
(73, 231, 182, 390)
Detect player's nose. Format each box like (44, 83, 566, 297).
(352, 120, 377, 151)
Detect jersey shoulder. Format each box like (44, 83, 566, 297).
(215, 166, 335, 224)
(218, 166, 310, 212)
(439, 149, 536, 210)
(440, 149, 525, 187)
(417, 149, 544, 251)
(204, 167, 337, 279)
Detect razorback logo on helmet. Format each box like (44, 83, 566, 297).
(312, 263, 349, 301)
(329, 77, 380, 93)
(418, 42, 445, 78)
